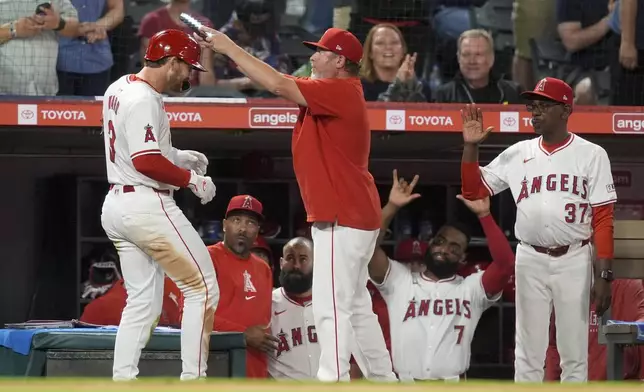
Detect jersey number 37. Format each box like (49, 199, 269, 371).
(564, 202, 590, 224)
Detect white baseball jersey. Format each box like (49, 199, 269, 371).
(268, 288, 319, 380)
(102, 74, 175, 190)
(374, 259, 499, 381)
(480, 134, 617, 247)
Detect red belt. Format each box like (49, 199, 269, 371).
(529, 239, 591, 257)
(109, 184, 170, 195)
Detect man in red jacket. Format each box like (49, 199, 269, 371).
(208, 195, 276, 378)
(80, 277, 182, 327)
(546, 279, 644, 380)
(195, 25, 396, 382)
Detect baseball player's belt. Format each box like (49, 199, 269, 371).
(109, 184, 170, 195)
(529, 239, 590, 257)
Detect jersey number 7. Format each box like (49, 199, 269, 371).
(564, 202, 589, 224)
(454, 325, 465, 344)
(107, 120, 116, 163)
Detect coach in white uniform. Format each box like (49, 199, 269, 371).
(369, 171, 515, 381)
(268, 237, 319, 379)
(460, 78, 617, 382)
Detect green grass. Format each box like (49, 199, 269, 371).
(0, 379, 642, 392)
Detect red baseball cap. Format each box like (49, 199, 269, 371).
(521, 77, 573, 105)
(226, 195, 264, 220)
(395, 239, 428, 262)
(303, 28, 363, 64)
(251, 236, 271, 255)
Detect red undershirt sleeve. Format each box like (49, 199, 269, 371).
(461, 161, 490, 200)
(591, 204, 614, 260)
(480, 215, 515, 295)
(132, 154, 191, 188)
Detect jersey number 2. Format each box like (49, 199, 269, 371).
(454, 325, 465, 344)
(564, 202, 589, 223)
(107, 120, 116, 163)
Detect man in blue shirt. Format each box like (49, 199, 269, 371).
(57, 0, 124, 96)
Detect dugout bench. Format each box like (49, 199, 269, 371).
(0, 326, 246, 378)
(599, 220, 644, 381)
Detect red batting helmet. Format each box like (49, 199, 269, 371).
(144, 29, 206, 72)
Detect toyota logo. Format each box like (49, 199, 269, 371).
(21, 110, 34, 120)
(389, 115, 402, 125)
(503, 117, 516, 127)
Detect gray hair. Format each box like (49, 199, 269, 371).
(457, 29, 494, 55)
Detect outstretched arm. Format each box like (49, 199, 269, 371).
(194, 27, 307, 106)
(456, 195, 515, 298)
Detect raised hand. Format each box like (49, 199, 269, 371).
(461, 104, 494, 145)
(456, 194, 491, 218)
(388, 169, 421, 208)
(193, 26, 235, 55)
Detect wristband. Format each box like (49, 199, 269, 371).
(9, 21, 17, 38)
(54, 18, 66, 31)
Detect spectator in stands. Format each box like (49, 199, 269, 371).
(138, 0, 216, 90)
(512, 0, 558, 91)
(608, 0, 644, 105)
(339, 0, 432, 77)
(360, 24, 430, 102)
(433, 29, 523, 103)
(57, 0, 124, 96)
(432, 0, 487, 41)
(0, 1, 79, 96)
(80, 277, 182, 327)
(213, 0, 291, 95)
(545, 279, 644, 380)
(556, 0, 614, 104)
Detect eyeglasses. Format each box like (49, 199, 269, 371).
(526, 102, 562, 112)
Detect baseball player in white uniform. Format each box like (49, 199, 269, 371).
(268, 237, 319, 379)
(460, 77, 617, 382)
(101, 29, 219, 381)
(369, 171, 516, 381)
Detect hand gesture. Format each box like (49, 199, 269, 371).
(396, 53, 418, 83)
(80, 23, 107, 43)
(176, 150, 209, 175)
(33, 7, 61, 31)
(388, 169, 421, 208)
(188, 170, 216, 205)
(456, 195, 490, 218)
(13, 17, 43, 38)
(591, 276, 612, 317)
(244, 325, 280, 354)
(193, 26, 235, 55)
(461, 104, 494, 145)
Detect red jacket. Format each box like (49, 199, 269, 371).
(80, 277, 182, 327)
(545, 279, 644, 380)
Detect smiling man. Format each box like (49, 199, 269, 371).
(369, 170, 515, 381)
(433, 29, 523, 104)
(207, 194, 276, 378)
(459, 77, 617, 382)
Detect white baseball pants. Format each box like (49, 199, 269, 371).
(311, 222, 397, 382)
(514, 242, 592, 382)
(101, 185, 219, 380)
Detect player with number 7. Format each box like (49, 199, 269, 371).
(459, 77, 617, 383)
(365, 170, 515, 381)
